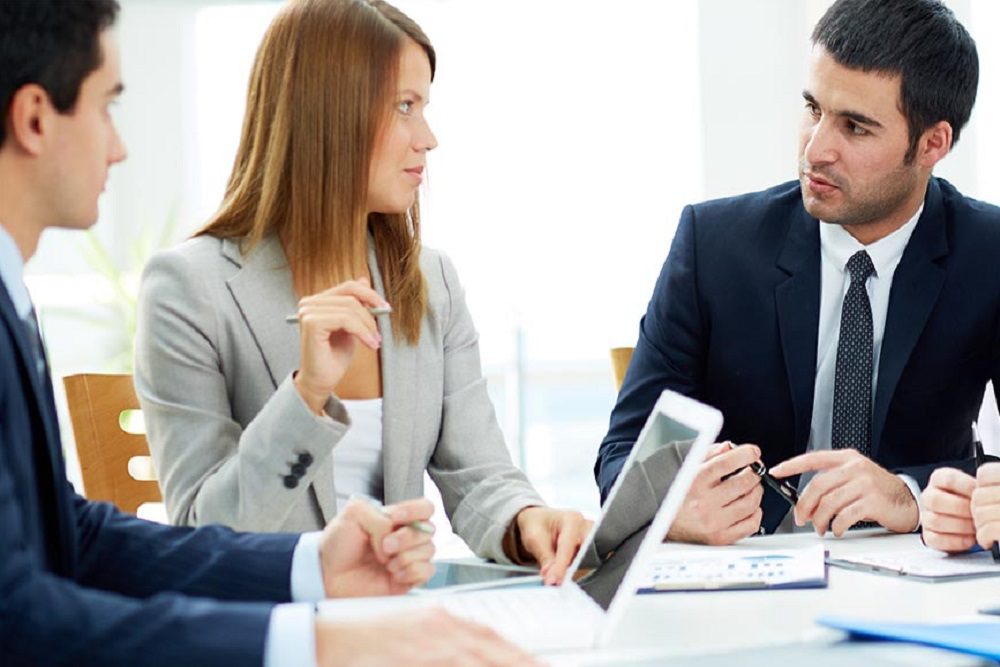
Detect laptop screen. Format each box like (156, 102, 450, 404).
(572, 391, 720, 610)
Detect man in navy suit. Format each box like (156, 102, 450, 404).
(596, 0, 997, 545)
(0, 2, 534, 665)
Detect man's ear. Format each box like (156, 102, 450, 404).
(915, 120, 952, 170)
(6, 84, 53, 156)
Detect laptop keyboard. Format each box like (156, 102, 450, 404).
(435, 587, 604, 651)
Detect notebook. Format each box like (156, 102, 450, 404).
(828, 548, 1000, 582)
(636, 544, 828, 592)
(318, 389, 723, 653)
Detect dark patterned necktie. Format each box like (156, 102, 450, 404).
(22, 306, 48, 384)
(831, 250, 875, 456)
(831, 250, 877, 529)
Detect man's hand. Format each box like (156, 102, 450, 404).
(921, 467, 977, 553)
(666, 442, 763, 546)
(972, 462, 1000, 552)
(770, 450, 918, 536)
(512, 507, 592, 585)
(316, 609, 541, 667)
(319, 498, 435, 598)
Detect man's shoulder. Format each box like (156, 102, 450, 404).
(681, 181, 805, 250)
(689, 180, 803, 226)
(937, 178, 1000, 228)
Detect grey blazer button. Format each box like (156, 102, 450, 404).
(291, 463, 306, 478)
(283, 475, 299, 489)
(298, 452, 314, 467)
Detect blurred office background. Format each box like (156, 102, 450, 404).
(29, 0, 1000, 534)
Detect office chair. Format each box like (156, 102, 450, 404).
(63, 373, 162, 514)
(610, 347, 634, 391)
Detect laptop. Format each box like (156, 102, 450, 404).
(318, 389, 723, 653)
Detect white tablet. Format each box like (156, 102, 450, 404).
(414, 560, 542, 594)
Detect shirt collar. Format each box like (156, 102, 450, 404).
(819, 203, 924, 279)
(0, 224, 32, 319)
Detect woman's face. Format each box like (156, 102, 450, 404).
(366, 38, 437, 215)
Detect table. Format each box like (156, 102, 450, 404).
(564, 530, 1000, 664)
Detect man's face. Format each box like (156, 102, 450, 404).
(798, 47, 922, 230)
(45, 30, 127, 230)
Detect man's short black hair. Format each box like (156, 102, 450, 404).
(813, 0, 978, 162)
(0, 0, 120, 146)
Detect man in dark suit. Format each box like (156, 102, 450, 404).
(595, 0, 996, 546)
(0, 2, 534, 665)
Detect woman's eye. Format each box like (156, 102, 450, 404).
(398, 100, 413, 115)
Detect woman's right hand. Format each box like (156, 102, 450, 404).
(292, 278, 389, 414)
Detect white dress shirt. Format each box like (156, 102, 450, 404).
(801, 204, 924, 515)
(334, 398, 385, 511)
(0, 224, 325, 667)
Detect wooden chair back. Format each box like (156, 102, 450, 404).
(610, 346, 634, 391)
(63, 373, 161, 514)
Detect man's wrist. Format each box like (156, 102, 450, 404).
(291, 532, 327, 602)
(895, 473, 922, 533)
(266, 603, 317, 667)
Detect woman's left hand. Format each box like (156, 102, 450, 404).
(514, 507, 592, 586)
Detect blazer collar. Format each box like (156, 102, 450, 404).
(221, 233, 418, 513)
(366, 239, 417, 503)
(774, 178, 949, 459)
(871, 178, 948, 454)
(775, 202, 822, 454)
(223, 234, 300, 388)
(0, 278, 75, 573)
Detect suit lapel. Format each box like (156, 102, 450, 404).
(224, 235, 300, 385)
(223, 235, 339, 521)
(0, 282, 75, 573)
(372, 243, 417, 503)
(0, 288, 57, 442)
(871, 179, 948, 455)
(775, 206, 822, 452)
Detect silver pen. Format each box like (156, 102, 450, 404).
(285, 305, 392, 324)
(349, 494, 435, 535)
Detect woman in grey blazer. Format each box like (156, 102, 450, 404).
(134, 0, 589, 585)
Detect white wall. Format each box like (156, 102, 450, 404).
(33, 0, 1000, 493)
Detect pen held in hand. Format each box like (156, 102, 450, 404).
(349, 493, 435, 535)
(285, 305, 392, 324)
(971, 422, 1000, 563)
(750, 461, 800, 507)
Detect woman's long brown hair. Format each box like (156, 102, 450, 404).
(197, 0, 435, 344)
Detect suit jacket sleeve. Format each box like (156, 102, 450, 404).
(0, 436, 297, 666)
(424, 252, 545, 563)
(135, 248, 349, 531)
(595, 206, 706, 501)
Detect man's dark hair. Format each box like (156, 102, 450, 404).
(0, 0, 119, 146)
(813, 0, 978, 163)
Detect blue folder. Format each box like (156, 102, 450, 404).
(817, 615, 1000, 661)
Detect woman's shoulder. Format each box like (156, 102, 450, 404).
(146, 234, 246, 278)
(418, 244, 460, 292)
(141, 235, 241, 301)
(148, 234, 224, 269)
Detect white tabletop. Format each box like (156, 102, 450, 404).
(601, 530, 1000, 656)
